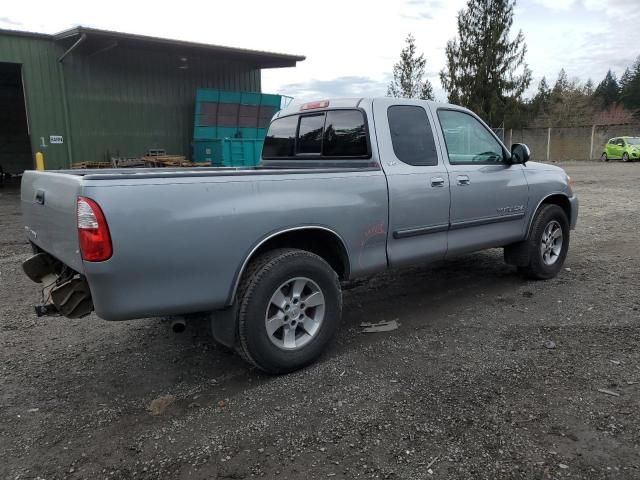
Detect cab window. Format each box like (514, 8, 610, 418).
(297, 114, 325, 154)
(261, 115, 297, 158)
(437, 110, 505, 164)
(387, 105, 438, 166)
(323, 110, 368, 157)
(263, 109, 370, 160)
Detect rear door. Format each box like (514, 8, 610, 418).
(373, 98, 450, 267)
(432, 107, 529, 256)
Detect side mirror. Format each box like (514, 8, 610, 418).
(510, 143, 530, 164)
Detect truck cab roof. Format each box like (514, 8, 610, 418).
(275, 97, 453, 119)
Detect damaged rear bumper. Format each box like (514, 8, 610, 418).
(23, 252, 94, 319)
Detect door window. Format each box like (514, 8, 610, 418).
(387, 105, 438, 166)
(437, 110, 505, 164)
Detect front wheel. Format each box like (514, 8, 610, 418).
(235, 248, 342, 374)
(601, 153, 608, 162)
(518, 204, 570, 280)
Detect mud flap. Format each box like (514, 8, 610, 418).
(22, 252, 57, 283)
(504, 240, 531, 267)
(209, 304, 238, 348)
(50, 277, 93, 319)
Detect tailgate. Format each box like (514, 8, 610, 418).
(21, 170, 84, 272)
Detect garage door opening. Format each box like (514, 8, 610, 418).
(0, 62, 32, 182)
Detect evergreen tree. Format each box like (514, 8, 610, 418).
(619, 58, 640, 111)
(531, 70, 595, 127)
(387, 34, 434, 100)
(593, 70, 620, 108)
(439, 0, 531, 125)
(532, 76, 551, 113)
(583, 78, 594, 96)
(552, 69, 569, 100)
(619, 68, 632, 93)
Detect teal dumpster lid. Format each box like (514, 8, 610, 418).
(194, 89, 282, 137)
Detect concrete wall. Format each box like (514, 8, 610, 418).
(507, 124, 640, 161)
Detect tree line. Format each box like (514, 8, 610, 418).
(387, 0, 640, 129)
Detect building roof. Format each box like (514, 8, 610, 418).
(0, 26, 305, 69)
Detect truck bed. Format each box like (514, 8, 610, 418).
(21, 165, 388, 320)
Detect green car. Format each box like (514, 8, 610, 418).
(601, 136, 640, 162)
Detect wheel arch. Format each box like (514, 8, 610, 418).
(227, 226, 350, 306)
(526, 193, 571, 239)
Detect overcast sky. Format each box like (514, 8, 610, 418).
(2, 0, 638, 102)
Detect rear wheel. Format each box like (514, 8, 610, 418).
(235, 248, 342, 374)
(623, 152, 630, 162)
(518, 204, 570, 280)
(601, 152, 608, 162)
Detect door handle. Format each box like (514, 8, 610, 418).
(430, 177, 445, 187)
(456, 175, 470, 186)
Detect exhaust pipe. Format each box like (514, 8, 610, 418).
(171, 318, 186, 333)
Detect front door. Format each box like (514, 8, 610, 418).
(432, 108, 529, 256)
(372, 98, 450, 267)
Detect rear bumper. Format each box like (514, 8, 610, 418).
(569, 194, 579, 230)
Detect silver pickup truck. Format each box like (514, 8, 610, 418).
(21, 97, 578, 373)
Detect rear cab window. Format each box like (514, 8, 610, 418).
(262, 108, 371, 167)
(297, 114, 324, 154)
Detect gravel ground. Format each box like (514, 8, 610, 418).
(1, 162, 639, 480)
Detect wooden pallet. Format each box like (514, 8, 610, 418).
(71, 161, 113, 169)
(142, 155, 199, 168)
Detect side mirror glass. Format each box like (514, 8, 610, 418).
(510, 143, 530, 164)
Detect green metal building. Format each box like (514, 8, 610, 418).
(0, 27, 304, 173)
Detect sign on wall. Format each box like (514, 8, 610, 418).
(49, 135, 63, 144)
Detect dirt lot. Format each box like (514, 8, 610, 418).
(1, 162, 639, 480)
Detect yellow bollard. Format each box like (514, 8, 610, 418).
(35, 152, 45, 171)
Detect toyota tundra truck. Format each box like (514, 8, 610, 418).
(21, 97, 578, 374)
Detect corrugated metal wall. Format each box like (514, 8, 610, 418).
(0, 32, 262, 170)
(0, 33, 69, 171)
(63, 46, 261, 163)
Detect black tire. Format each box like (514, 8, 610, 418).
(518, 204, 570, 280)
(601, 153, 608, 162)
(623, 153, 630, 162)
(235, 248, 342, 374)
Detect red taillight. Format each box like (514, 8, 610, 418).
(77, 196, 112, 262)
